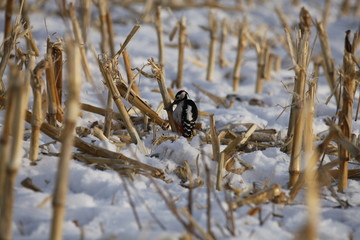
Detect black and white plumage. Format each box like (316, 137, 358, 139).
(171, 90, 198, 138)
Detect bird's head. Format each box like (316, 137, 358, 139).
(173, 90, 189, 104)
(164, 90, 190, 111)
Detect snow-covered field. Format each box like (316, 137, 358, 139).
(1, 0, 360, 239)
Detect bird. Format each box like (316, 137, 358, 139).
(168, 90, 198, 138)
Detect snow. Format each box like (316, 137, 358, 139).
(1, 0, 360, 239)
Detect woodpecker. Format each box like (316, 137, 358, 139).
(169, 90, 198, 138)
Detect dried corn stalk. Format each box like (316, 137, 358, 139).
(46, 39, 63, 125)
(209, 115, 223, 190)
(0, 64, 29, 240)
(148, 58, 177, 132)
(206, 10, 218, 82)
(316, 21, 340, 104)
(176, 17, 187, 89)
(230, 184, 284, 209)
(98, 57, 148, 154)
(219, 18, 229, 68)
(98, 0, 114, 137)
(24, 111, 166, 180)
(232, 21, 247, 92)
(338, 30, 357, 192)
(221, 124, 257, 170)
(298, 89, 319, 240)
(288, 7, 313, 187)
(68, 3, 94, 83)
(29, 60, 46, 163)
(3, 0, 14, 41)
(155, 6, 165, 67)
(0, 19, 24, 94)
(122, 49, 140, 95)
(50, 37, 81, 240)
(116, 81, 168, 129)
(79, 0, 92, 43)
(246, 30, 271, 94)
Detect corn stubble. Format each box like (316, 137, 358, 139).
(287, 7, 313, 188)
(338, 30, 358, 192)
(50, 37, 81, 240)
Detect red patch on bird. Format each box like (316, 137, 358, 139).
(177, 124, 184, 136)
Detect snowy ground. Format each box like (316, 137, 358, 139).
(1, 0, 360, 239)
